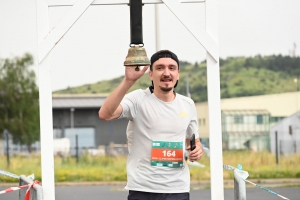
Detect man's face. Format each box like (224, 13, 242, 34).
(149, 58, 180, 93)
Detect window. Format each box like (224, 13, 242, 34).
(256, 115, 263, 124)
(65, 127, 96, 155)
(234, 115, 243, 124)
(270, 116, 285, 123)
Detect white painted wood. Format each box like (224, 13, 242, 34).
(162, 0, 218, 61)
(38, 0, 94, 63)
(45, 0, 205, 7)
(36, 0, 55, 199)
(205, 0, 224, 199)
(36, 1, 221, 200)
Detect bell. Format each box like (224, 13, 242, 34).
(124, 45, 151, 67)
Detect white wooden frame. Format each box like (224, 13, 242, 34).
(36, 0, 223, 199)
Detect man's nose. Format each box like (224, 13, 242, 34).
(163, 68, 170, 76)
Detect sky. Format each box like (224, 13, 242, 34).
(0, 0, 300, 92)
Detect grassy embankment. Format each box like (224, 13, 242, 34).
(1, 151, 299, 183)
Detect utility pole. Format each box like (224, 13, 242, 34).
(70, 108, 78, 162)
(4, 129, 10, 167)
(275, 131, 279, 165)
(186, 74, 191, 98)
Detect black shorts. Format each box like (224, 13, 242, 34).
(128, 190, 190, 200)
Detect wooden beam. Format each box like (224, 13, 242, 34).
(36, 0, 55, 200)
(45, 0, 205, 7)
(205, 0, 224, 199)
(162, 0, 218, 61)
(37, 0, 94, 63)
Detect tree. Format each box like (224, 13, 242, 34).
(0, 53, 39, 151)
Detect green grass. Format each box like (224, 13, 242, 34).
(1, 151, 299, 183)
(190, 151, 300, 181)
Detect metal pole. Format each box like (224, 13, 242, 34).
(109, 121, 113, 143)
(5, 129, 10, 167)
(70, 108, 75, 129)
(275, 131, 278, 165)
(186, 74, 191, 98)
(75, 134, 79, 163)
(19, 175, 43, 200)
(294, 78, 298, 113)
(109, 121, 114, 156)
(70, 108, 75, 156)
(234, 170, 246, 200)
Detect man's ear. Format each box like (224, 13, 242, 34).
(149, 70, 153, 80)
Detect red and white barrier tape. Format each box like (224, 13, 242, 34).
(0, 180, 40, 200)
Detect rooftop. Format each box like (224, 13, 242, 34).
(52, 94, 108, 109)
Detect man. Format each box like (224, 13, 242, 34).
(99, 50, 203, 200)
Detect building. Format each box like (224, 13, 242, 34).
(52, 94, 129, 155)
(270, 111, 300, 155)
(53, 91, 300, 152)
(4, 91, 299, 155)
(196, 91, 300, 150)
(221, 110, 270, 151)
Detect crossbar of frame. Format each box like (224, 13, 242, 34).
(45, 0, 205, 7)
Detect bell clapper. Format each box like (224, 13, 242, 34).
(135, 66, 140, 71)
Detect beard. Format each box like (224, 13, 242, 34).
(159, 86, 173, 92)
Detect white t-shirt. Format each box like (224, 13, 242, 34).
(120, 88, 199, 193)
(126, 120, 134, 154)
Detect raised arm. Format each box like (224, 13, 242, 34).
(98, 66, 149, 121)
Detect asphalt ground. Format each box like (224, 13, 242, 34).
(1, 185, 299, 200)
(1, 180, 300, 200)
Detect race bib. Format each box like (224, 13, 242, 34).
(150, 141, 184, 168)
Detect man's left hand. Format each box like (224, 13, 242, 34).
(187, 138, 203, 162)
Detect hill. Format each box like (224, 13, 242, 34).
(53, 55, 300, 102)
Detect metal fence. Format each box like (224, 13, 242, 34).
(0, 141, 129, 158)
